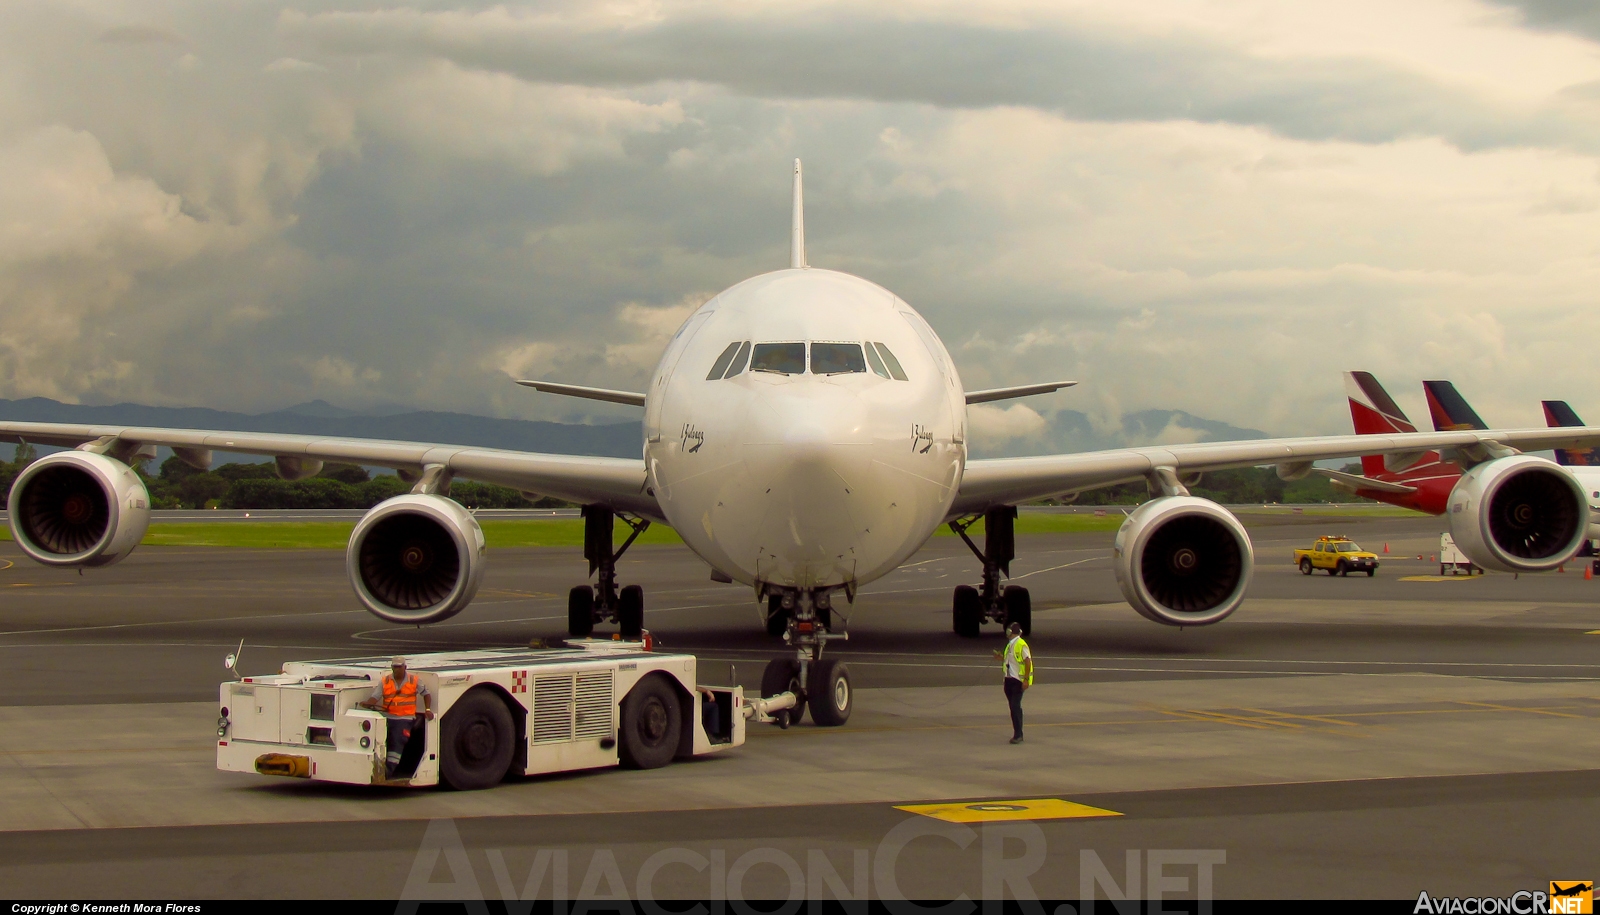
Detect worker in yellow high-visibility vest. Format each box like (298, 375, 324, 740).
(992, 621, 1033, 744)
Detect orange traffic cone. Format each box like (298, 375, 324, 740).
(1430, 554, 1436, 562)
(1559, 564, 1566, 573)
(1586, 565, 1593, 581)
(1417, 554, 1423, 560)
(1383, 543, 1389, 553)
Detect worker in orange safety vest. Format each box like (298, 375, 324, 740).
(359, 655, 434, 776)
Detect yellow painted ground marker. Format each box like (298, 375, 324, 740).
(895, 798, 1122, 823)
(1399, 575, 1481, 582)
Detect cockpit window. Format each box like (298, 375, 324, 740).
(864, 341, 890, 378)
(871, 342, 908, 381)
(812, 343, 866, 375)
(751, 342, 806, 375)
(706, 342, 742, 380)
(724, 341, 751, 378)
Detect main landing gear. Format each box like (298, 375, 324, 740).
(567, 505, 651, 640)
(759, 587, 852, 728)
(948, 505, 1031, 638)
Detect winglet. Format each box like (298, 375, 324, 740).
(791, 158, 806, 269)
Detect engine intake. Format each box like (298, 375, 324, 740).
(8, 451, 151, 567)
(1447, 455, 1586, 573)
(347, 494, 486, 624)
(1113, 496, 1254, 626)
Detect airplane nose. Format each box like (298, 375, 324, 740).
(782, 417, 831, 460)
(734, 387, 872, 585)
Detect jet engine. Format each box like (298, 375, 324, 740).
(1446, 455, 1586, 573)
(1113, 496, 1254, 626)
(347, 494, 486, 624)
(8, 451, 151, 568)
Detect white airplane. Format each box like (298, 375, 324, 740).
(4, 160, 1600, 728)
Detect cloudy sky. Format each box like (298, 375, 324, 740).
(4, 0, 1600, 450)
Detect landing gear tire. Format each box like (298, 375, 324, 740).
(618, 676, 681, 769)
(952, 585, 982, 638)
(619, 585, 644, 639)
(567, 586, 595, 638)
(1003, 586, 1031, 637)
(440, 689, 515, 790)
(765, 596, 788, 638)
(808, 659, 851, 727)
(761, 658, 804, 727)
(1300, 559, 1313, 575)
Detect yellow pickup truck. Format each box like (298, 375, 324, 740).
(1295, 536, 1380, 577)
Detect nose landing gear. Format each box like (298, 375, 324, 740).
(567, 505, 651, 640)
(759, 588, 852, 727)
(948, 505, 1031, 638)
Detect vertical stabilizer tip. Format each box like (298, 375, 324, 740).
(791, 159, 806, 269)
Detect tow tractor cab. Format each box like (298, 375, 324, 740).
(216, 640, 791, 790)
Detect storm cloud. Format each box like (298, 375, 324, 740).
(2, 0, 1599, 447)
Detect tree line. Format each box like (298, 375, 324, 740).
(0, 445, 1370, 510)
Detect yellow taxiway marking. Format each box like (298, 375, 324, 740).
(1399, 575, 1482, 582)
(1454, 700, 1586, 719)
(897, 798, 1122, 823)
(1587, 630, 1600, 635)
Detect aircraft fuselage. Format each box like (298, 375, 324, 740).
(644, 268, 967, 593)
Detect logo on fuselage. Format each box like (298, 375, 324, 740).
(911, 424, 933, 454)
(680, 424, 704, 453)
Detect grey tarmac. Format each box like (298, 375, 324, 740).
(0, 511, 1596, 899)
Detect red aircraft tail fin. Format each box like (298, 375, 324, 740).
(1345, 372, 1414, 477)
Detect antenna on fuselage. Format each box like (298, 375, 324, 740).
(791, 158, 806, 269)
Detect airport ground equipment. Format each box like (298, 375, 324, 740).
(1295, 536, 1380, 577)
(1438, 533, 1479, 575)
(217, 639, 791, 790)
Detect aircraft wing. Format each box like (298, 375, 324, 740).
(952, 427, 1600, 515)
(0, 421, 658, 519)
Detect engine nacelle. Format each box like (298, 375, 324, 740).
(347, 494, 486, 624)
(1113, 496, 1254, 627)
(1447, 455, 1586, 573)
(8, 451, 151, 568)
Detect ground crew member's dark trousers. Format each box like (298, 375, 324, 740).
(1003, 677, 1024, 739)
(385, 718, 414, 770)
